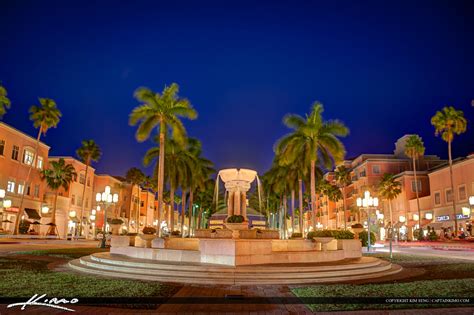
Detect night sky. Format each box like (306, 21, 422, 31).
(2, 0, 474, 177)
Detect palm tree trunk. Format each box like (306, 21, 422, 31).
(181, 189, 186, 237)
(298, 179, 303, 234)
(448, 140, 458, 235)
(342, 185, 347, 230)
(136, 184, 141, 232)
(291, 189, 295, 236)
(157, 121, 166, 234)
(170, 186, 175, 232)
(15, 127, 42, 234)
(412, 156, 422, 235)
(188, 189, 194, 236)
(283, 194, 288, 239)
(48, 190, 59, 235)
(310, 160, 316, 229)
(78, 163, 89, 238)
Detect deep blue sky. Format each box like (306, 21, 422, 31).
(1, 0, 473, 176)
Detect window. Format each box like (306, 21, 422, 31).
(434, 192, 441, 205)
(87, 177, 90, 187)
(140, 201, 144, 207)
(7, 180, 15, 193)
(25, 183, 31, 196)
(411, 180, 422, 193)
(71, 194, 76, 205)
(0, 140, 5, 156)
(79, 174, 85, 185)
(18, 183, 24, 194)
(11, 145, 19, 161)
(34, 184, 40, 198)
(446, 189, 453, 203)
(458, 185, 466, 201)
(37, 156, 43, 169)
(23, 149, 34, 165)
(77, 196, 83, 207)
(372, 165, 381, 174)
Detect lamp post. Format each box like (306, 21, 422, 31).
(0, 189, 12, 232)
(357, 191, 379, 253)
(95, 186, 118, 248)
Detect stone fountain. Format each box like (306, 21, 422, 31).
(69, 167, 402, 284)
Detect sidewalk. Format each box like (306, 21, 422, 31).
(379, 240, 474, 251)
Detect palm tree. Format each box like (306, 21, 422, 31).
(41, 158, 77, 235)
(129, 83, 197, 232)
(378, 173, 402, 236)
(431, 106, 467, 235)
(0, 85, 11, 119)
(15, 98, 61, 235)
(76, 140, 101, 237)
(327, 184, 343, 228)
(334, 165, 351, 229)
(275, 102, 349, 230)
(125, 167, 145, 232)
(404, 135, 425, 232)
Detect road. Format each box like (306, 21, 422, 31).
(374, 244, 474, 261)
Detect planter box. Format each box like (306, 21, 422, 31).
(138, 234, 156, 248)
(313, 237, 335, 251)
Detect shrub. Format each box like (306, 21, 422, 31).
(126, 232, 138, 236)
(226, 215, 244, 223)
(332, 230, 355, 239)
(351, 223, 363, 229)
(171, 230, 181, 236)
(428, 228, 438, 241)
(109, 218, 124, 225)
(358, 230, 376, 247)
(142, 227, 156, 235)
(19, 221, 30, 234)
(291, 232, 303, 238)
(307, 230, 333, 239)
(414, 229, 424, 241)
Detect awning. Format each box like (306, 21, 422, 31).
(408, 219, 432, 227)
(24, 208, 41, 220)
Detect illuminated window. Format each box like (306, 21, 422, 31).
(446, 189, 453, 203)
(0, 140, 5, 156)
(18, 183, 24, 194)
(372, 165, 380, 174)
(37, 156, 43, 169)
(7, 180, 15, 193)
(23, 149, 34, 165)
(411, 180, 422, 193)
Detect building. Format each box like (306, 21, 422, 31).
(0, 122, 50, 233)
(325, 135, 444, 239)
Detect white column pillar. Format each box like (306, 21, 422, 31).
(234, 190, 241, 216)
(241, 191, 247, 220)
(227, 191, 234, 216)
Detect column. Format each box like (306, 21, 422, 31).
(241, 191, 247, 220)
(227, 191, 234, 216)
(233, 190, 241, 216)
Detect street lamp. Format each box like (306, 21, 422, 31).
(357, 190, 379, 253)
(95, 186, 119, 248)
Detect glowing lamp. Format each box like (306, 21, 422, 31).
(105, 186, 111, 194)
(364, 190, 370, 199)
(41, 206, 49, 214)
(469, 196, 474, 206)
(96, 193, 101, 202)
(0, 189, 5, 198)
(91, 209, 96, 215)
(413, 214, 419, 221)
(69, 210, 76, 217)
(425, 213, 433, 220)
(113, 193, 119, 203)
(356, 198, 362, 207)
(462, 207, 470, 216)
(399, 215, 406, 223)
(373, 197, 379, 207)
(3, 199, 12, 208)
(107, 194, 112, 203)
(90, 215, 96, 221)
(362, 198, 368, 207)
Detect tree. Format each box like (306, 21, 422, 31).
(378, 173, 402, 236)
(404, 135, 425, 233)
(125, 167, 145, 232)
(327, 183, 343, 228)
(129, 83, 197, 233)
(76, 140, 101, 237)
(431, 106, 467, 235)
(334, 165, 351, 229)
(14, 98, 61, 234)
(0, 85, 11, 119)
(275, 102, 348, 230)
(41, 158, 77, 235)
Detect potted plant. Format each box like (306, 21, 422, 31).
(224, 215, 248, 238)
(308, 230, 335, 251)
(351, 223, 364, 239)
(139, 226, 157, 247)
(109, 218, 124, 235)
(170, 230, 181, 238)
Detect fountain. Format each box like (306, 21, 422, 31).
(69, 167, 401, 284)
